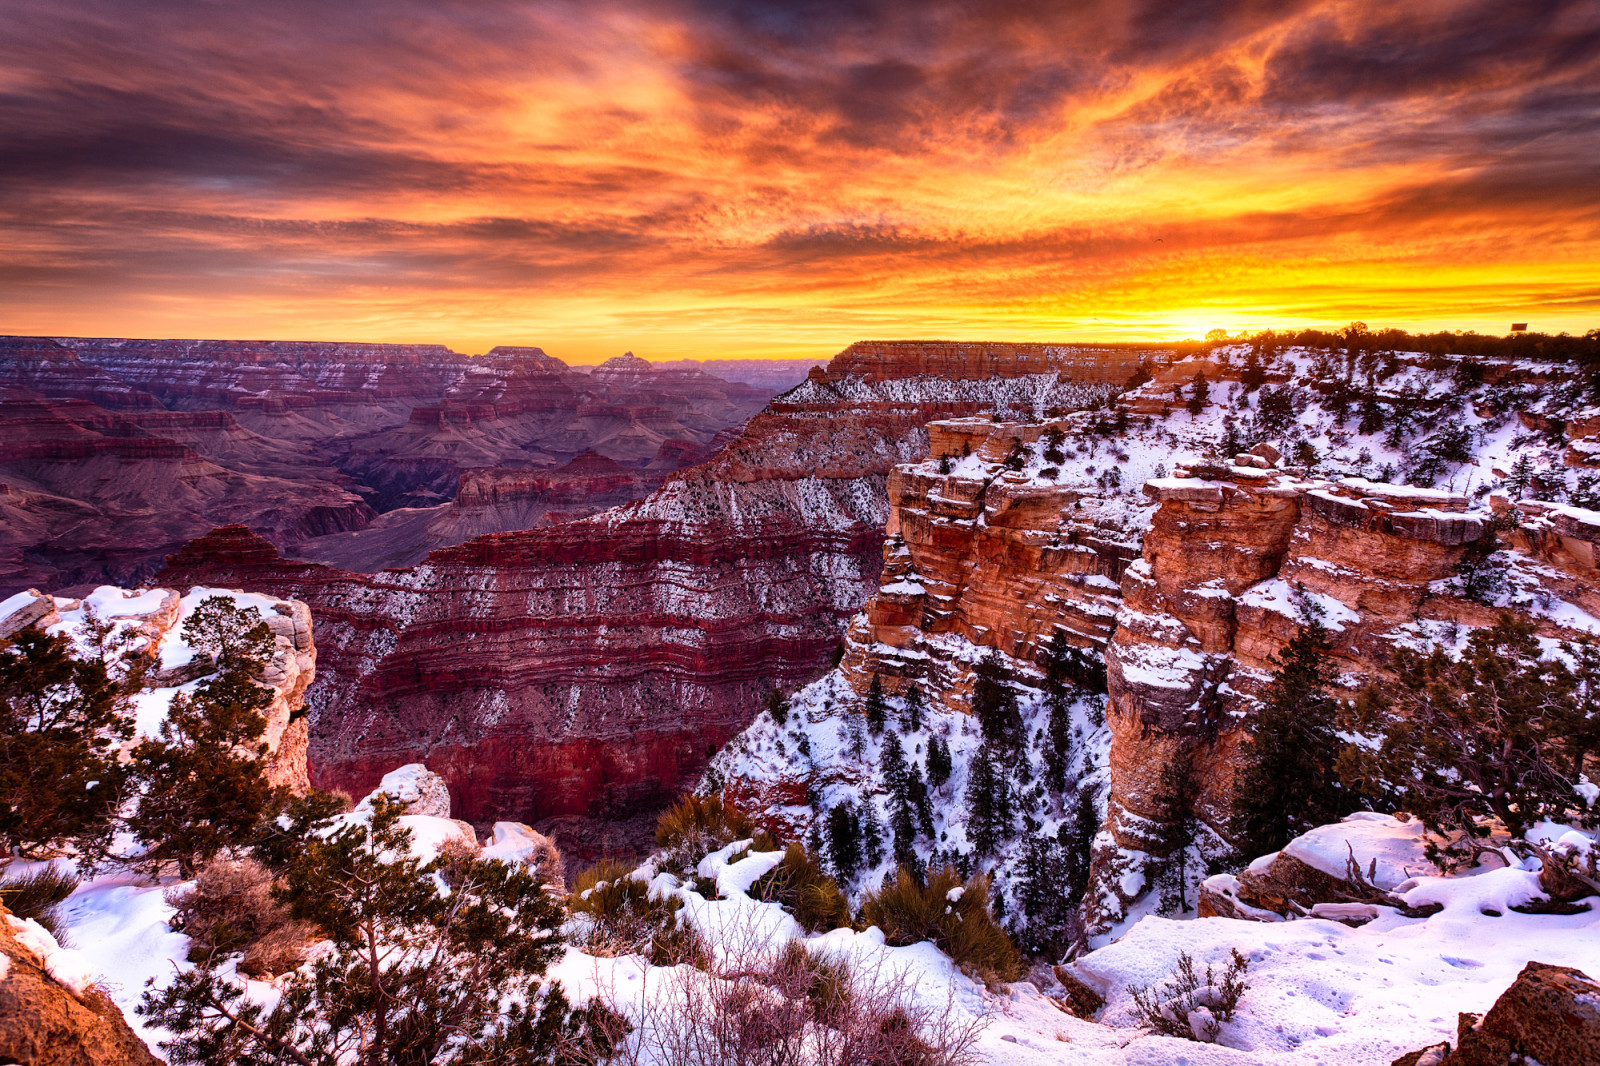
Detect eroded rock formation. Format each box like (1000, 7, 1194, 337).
(1087, 461, 1599, 929)
(156, 342, 1133, 859)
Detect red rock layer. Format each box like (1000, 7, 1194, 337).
(1085, 466, 1600, 929)
(157, 342, 1133, 858)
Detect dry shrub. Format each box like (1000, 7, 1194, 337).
(568, 858, 706, 966)
(860, 867, 1022, 985)
(0, 865, 78, 944)
(751, 843, 852, 932)
(1128, 949, 1250, 1043)
(577, 915, 983, 1066)
(238, 918, 319, 979)
(166, 857, 312, 974)
(436, 835, 479, 888)
(654, 793, 764, 876)
(519, 831, 565, 893)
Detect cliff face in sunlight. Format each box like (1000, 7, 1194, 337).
(715, 343, 1600, 940)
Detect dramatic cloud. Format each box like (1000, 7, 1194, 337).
(1, 0, 1595, 358)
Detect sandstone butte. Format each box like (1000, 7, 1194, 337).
(156, 340, 1148, 857)
(721, 347, 1600, 930)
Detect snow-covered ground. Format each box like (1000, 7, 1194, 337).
(12, 768, 1598, 1065)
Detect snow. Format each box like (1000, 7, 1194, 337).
(1236, 580, 1360, 632)
(1280, 814, 1430, 890)
(480, 822, 551, 865)
(1080, 893, 1600, 1064)
(0, 589, 41, 617)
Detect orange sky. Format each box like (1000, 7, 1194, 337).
(2, 0, 1596, 362)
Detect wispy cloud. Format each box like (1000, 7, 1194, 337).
(1, 0, 1595, 359)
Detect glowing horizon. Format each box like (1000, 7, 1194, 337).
(3, 1, 1596, 362)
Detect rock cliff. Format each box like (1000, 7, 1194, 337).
(714, 342, 1600, 940)
(0, 583, 317, 791)
(156, 342, 1134, 859)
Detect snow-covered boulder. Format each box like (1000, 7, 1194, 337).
(0, 588, 55, 638)
(481, 822, 565, 890)
(356, 763, 453, 819)
(1199, 813, 1433, 921)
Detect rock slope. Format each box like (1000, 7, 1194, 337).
(157, 342, 1143, 858)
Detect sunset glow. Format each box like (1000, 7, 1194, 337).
(3, 0, 1596, 360)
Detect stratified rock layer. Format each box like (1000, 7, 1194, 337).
(1087, 464, 1599, 929)
(158, 342, 1137, 858)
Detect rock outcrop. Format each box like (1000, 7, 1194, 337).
(1391, 962, 1600, 1066)
(157, 342, 1136, 859)
(0, 904, 159, 1066)
(1087, 459, 1599, 930)
(1, 583, 317, 791)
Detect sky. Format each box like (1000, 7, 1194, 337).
(1, 0, 1597, 362)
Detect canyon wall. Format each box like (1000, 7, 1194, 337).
(719, 343, 1600, 937)
(156, 342, 1135, 858)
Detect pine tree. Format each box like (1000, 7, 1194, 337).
(1186, 371, 1209, 416)
(864, 675, 888, 736)
(182, 596, 273, 676)
(1041, 634, 1076, 793)
(767, 687, 788, 726)
(861, 802, 885, 871)
(926, 736, 952, 790)
(1358, 394, 1385, 435)
(1231, 618, 1352, 860)
(1342, 614, 1594, 852)
(1063, 782, 1099, 905)
(141, 795, 615, 1065)
(127, 666, 280, 878)
(847, 712, 867, 761)
(1014, 832, 1078, 958)
(971, 652, 1023, 754)
(1507, 453, 1538, 499)
(900, 682, 924, 733)
(827, 801, 863, 881)
(1149, 754, 1204, 914)
(0, 626, 132, 862)
(805, 817, 825, 859)
(965, 745, 1010, 856)
(882, 730, 909, 796)
(909, 764, 935, 838)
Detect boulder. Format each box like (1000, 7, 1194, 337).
(1390, 962, 1600, 1066)
(0, 590, 56, 639)
(357, 763, 453, 818)
(0, 906, 159, 1066)
(481, 822, 566, 891)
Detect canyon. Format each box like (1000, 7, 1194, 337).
(0, 337, 806, 592)
(715, 342, 1600, 932)
(154, 342, 1147, 857)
